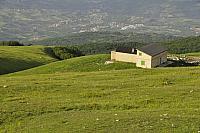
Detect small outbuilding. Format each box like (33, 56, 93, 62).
(111, 44, 168, 68)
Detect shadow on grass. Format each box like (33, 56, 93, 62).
(167, 59, 199, 67)
(0, 57, 45, 75)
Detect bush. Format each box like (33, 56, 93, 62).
(52, 46, 84, 60)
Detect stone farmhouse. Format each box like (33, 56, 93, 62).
(111, 44, 168, 68)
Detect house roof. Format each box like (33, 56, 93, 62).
(137, 44, 167, 56)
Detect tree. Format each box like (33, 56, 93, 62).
(52, 46, 84, 60)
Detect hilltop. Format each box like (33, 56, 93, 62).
(1, 34, 200, 75)
(9, 54, 136, 76)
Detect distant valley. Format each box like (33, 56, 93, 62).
(0, 0, 200, 41)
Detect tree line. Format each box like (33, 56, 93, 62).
(161, 36, 200, 54)
(0, 41, 24, 46)
(44, 46, 84, 60)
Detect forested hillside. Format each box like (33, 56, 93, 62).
(162, 36, 200, 54)
(33, 32, 199, 55)
(71, 36, 200, 55)
(76, 42, 145, 55)
(29, 32, 178, 46)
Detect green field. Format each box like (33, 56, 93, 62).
(0, 46, 57, 75)
(10, 54, 136, 76)
(185, 52, 200, 57)
(0, 47, 200, 132)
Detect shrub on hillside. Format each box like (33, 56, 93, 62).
(0, 41, 24, 46)
(52, 46, 84, 60)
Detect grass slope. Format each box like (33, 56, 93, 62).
(185, 52, 200, 57)
(11, 54, 136, 76)
(0, 66, 200, 132)
(0, 46, 57, 75)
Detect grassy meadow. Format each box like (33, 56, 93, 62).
(0, 46, 200, 132)
(0, 46, 57, 75)
(186, 52, 200, 57)
(10, 54, 136, 76)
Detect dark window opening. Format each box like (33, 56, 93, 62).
(132, 48, 137, 54)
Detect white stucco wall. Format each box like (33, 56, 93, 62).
(136, 50, 152, 68)
(111, 51, 137, 63)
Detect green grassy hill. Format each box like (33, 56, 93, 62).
(0, 52, 200, 132)
(0, 46, 57, 75)
(10, 54, 136, 76)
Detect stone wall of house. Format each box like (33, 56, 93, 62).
(151, 51, 168, 68)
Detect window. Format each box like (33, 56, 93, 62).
(139, 53, 142, 56)
(141, 61, 145, 65)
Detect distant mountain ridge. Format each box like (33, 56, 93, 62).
(0, 0, 200, 40)
(29, 32, 179, 45)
